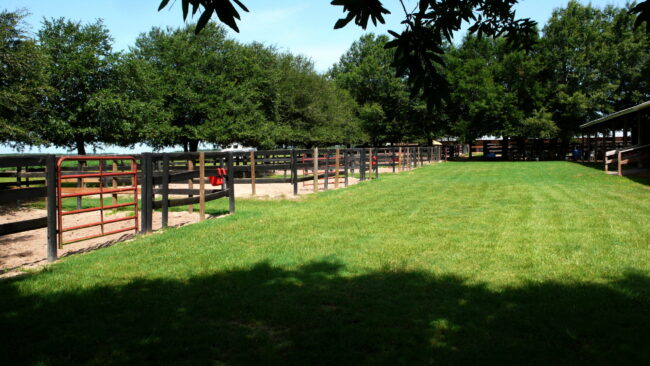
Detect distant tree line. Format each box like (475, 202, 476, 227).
(2, 1, 649, 154)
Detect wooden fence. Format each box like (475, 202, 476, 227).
(0, 146, 442, 264)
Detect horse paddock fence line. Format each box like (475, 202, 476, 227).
(0, 146, 442, 264)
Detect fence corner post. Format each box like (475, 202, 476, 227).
(375, 148, 379, 179)
(227, 152, 236, 214)
(344, 149, 349, 187)
(334, 148, 340, 189)
(162, 154, 169, 228)
(291, 149, 298, 196)
(140, 153, 153, 234)
(313, 147, 319, 193)
(324, 152, 329, 190)
(46, 155, 57, 262)
(199, 152, 206, 221)
(360, 148, 366, 181)
(250, 151, 256, 196)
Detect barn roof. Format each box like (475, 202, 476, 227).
(580, 100, 650, 129)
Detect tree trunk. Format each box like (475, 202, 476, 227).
(189, 140, 199, 152)
(75, 137, 86, 155)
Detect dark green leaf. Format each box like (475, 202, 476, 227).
(158, 0, 171, 12)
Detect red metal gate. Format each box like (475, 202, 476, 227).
(57, 156, 138, 248)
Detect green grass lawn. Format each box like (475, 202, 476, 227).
(1, 161, 649, 365)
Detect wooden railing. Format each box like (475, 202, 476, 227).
(606, 144, 650, 176)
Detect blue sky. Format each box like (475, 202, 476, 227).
(1, 0, 631, 154)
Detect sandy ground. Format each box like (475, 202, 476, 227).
(0, 165, 419, 277)
(232, 176, 361, 198)
(0, 208, 200, 276)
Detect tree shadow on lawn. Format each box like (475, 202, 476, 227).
(1, 261, 648, 365)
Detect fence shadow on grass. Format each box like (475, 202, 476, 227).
(1, 261, 648, 365)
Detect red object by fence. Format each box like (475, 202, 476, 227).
(57, 156, 138, 247)
(209, 168, 227, 186)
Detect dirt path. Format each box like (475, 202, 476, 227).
(0, 208, 200, 276)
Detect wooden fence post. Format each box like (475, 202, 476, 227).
(146, 153, 154, 233)
(414, 148, 418, 168)
(324, 152, 329, 190)
(335, 149, 340, 189)
(412, 147, 416, 168)
(139, 155, 147, 234)
(112, 160, 118, 206)
(250, 151, 256, 196)
(199, 152, 205, 221)
(162, 154, 170, 228)
(397, 146, 404, 173)
(76, 161, 83, 210)
(227, 152, 235, 214)
(16, 165, 22, 188)
(404, 147, 411, 171)
(360, 148, 366, 181)
(368, 148, 373, 180)
(344, 150, 349, 187)
(313, 147, 319, 193)
(187, 159, 194, 213)
(140, 153, 153, 234)
(375, 149, 379, 179)
(392, 147, 397, 173)
(46, 155, 57, 262)
(291, 149, 298, 195)
(404, 147, 411, 170)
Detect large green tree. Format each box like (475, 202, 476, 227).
(330, 34, 411, 144)
(275, 54, 365, 147)
(0, 10, 49, 148)
(134, 24, 362, 150)
(443, 33, 557, 150)
(444, 36, 507, 153)
(89, 53, 171, 149)
(134, 24, 267, 151)
(38, 18, 120, 154)
(541, 0, 650, 139)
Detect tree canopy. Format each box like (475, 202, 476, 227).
(133, 24, 363, 151)
(330, 34, 411, 144)
(0, 10, 49, 148)
(1, 1, 649, 152)
(37, 18, 119, 154)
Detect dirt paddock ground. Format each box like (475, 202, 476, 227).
(0, 209, 200, 276)
(0, 173, 374, 276)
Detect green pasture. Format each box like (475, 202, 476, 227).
(1, 161, 649, 365)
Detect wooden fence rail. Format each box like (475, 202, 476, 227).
(1, 146, 442, 264)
